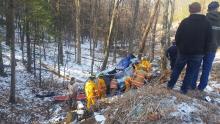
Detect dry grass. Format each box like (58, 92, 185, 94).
(98, 78, 220, 124)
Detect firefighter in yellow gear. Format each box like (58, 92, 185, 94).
(124, 64, 136, 92)
(124, 76, 132, 92)
(85, 75, 98, 110)
(132, 69, 148, 88)
(135, 58, 152, 72)
(97, 74, 107, 99)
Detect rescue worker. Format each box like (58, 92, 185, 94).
(110, 78, 118, 96)
(135, 58, 152, 72)
(124, 64, 136, 92)
(85, 75, 98, 110)
(97, 74, 107, 99)
(67, 77, 78, 109)
(132, 68, 149, 88)
(166, 42, 177, 70)
(124, 77, 132, 92)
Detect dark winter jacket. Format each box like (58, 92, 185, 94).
(166, 45, 177, 70)
(175, 14, 212, 55)
(206, 11, 220, 51)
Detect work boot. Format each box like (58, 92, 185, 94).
(167, 82, 174, 90)
(180, 89, 188, 94)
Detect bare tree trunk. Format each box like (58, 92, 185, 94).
(33, 35, 36, 77)
(39, 43, 42, 87)
(55, 0, 63, 66)
(5, 0, 11, 46)
(33, 22, 38, 78)
(75, 0, 81, 64)
(129, 0, 139, 53)
(150, 4, 160, 62)
(167, 0, 175, 46)
(160, 0, 175, 72)
(43, 37, 47, 61)
(113, 39, 117, 64)
(20, 24, 25, 64)
(58, 35, 63, 65)
(101, 0, 121, 71)
(113, 16, 119, 64)
(91, 0, 98, 74)
(26, 20, 32, 73)
(138, 0, 160, 59)
(74, 34, 77, 61)
(57, 40, 61, 77)
(0, 6, 5, 76)
(8, 0, 16, 103)
(0, 33, 5, 76)
(104, 0, 113, 53)
(39, 32, 44, 87)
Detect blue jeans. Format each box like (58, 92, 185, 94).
(167, 54, 203, 93)
(196, 52, 215, 90)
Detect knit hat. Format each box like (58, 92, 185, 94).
(208, 1, 219, 11)
(98, 73, 104, 78)
(89, 75, 96, 80)
(71, 77, 75, 81)
(189, 2, 201, 14)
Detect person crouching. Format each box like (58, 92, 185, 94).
(68, 77, 78, 109)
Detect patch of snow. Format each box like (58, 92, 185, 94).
(213, 49, 220, 63)
(94, 112, 106, 124)
(77, 101, 84, 109)
(50, 104, 62, 116)
(170, 103, 200, 123)
(49, 112, 66, 124)
(205, 85, 214, 92)
(76, 110, 84, 115)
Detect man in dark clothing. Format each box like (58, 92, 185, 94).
(166, 42, 177, 70)
(192, 1, 220, 91)
(167, 2, 212, 94)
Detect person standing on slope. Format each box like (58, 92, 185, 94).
(167, 2, 212, 94)
(192, 1, 220, 91)
(85, 75, 98, 110)
(166, 41, 178, 70)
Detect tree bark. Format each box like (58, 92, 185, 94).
(129, 0, 139, 53)
(26, 20, 32, 73)
(5, 0, 11, 46)
(75, 0, 81, 64)
(20, 23, 25, 64)
(150, 4, 160, 62)
(0, 33, 5, 76)
(8, 0, 16, 104)
(101, 0, 121, 71)
(160, 0, 175, 72)
(58, 35, 63, 65)
(167, 0, 175, 46)
(0, 3, 5, 76)
(138, 0, 160, 59)
(91, 0, 98, 74)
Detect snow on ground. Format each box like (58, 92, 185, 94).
(206, 49, 220, 93)
(0, 36, 124, 123)
(94, 112, 106, 124)
(213, 49, 220, 64)
(102, 85, 220, 124)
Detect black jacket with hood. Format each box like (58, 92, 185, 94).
(175, 14, 212, 55)
(206, 11, 220, 52)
